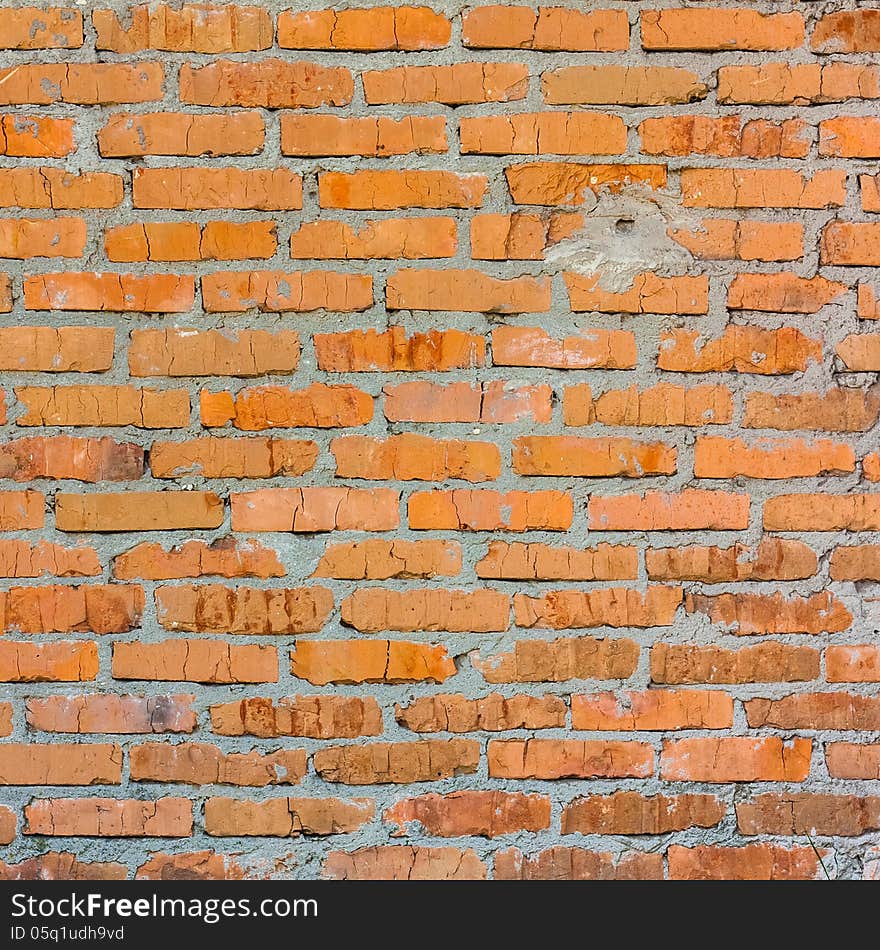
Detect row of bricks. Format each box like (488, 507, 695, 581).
(3, 5, 879, 55)
(0, 736, 868, 785)
(0, 536, 876, 584)
(0, 166, 875, 211)
(7, 60, 880, 108)
(3, 487, 880, 532)
(7, 113, 880, 161)
(3, 691, 880, 734)
(1, 636, 876, 685)
(0, 842, 851, 881)
(2, 382, 880, 431)
(0, 581, 868, 636)
(0, 432, 875, 481)
(0, 217, 877, 270)
(2, 787, 880, 840)
(0, 326, 878, 375)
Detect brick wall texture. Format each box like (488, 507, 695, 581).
(0, 0, 878, 882)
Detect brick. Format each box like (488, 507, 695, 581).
(0, 743, 121, 785)
(0, 641, 98, 682)
(744, 693, 880, 731)
(686, 591, 851, 635)
(660, 737, 812, 782)
(728, 273, 846, 313)
(56, 491, 222, 532)
(744, 388, 880, 432)
(0, 168, 122, 209)
(838, 335, 880, 371)
(681, 168, 845, 209)
(820, 118, 880, 158)
(831, 546, 880, 581)
(494, 847, 663, 881)
(473, 637, 639, 683)
(658, 327, 821, 375)
(314, 539, 461, 580)
(129, 329, 300, 377)
(0, 807, 13, 844)
(315, 327, 484, 372)
(670, 220, 804, 262)
(0, 7, 82, 48)
(94, 4, 272, 52)
(543, 66, 707, 106)
(320, 171, 486, 209)
(205, 797, 374, 836)
(491, 326, 636, 369)
(464, 7, 628, 51)
(395, 694, 566, 733)
(0, 435, 140, 482)
(737, 794, 880, 837)
(718, 63, 880, 105)
(0, 854, 125, 880)
(0, 540, 100, 578)
(27, 695, 196, 734)
(201, 271, 372, 313)
(340, 588, 509, 633)
(98, 112, 263, 157)
(862, 174, 880, 212)
(114, 539, 284, 580)
(24, 273, 193, 313)
(16, 386, 189, 428)
(668, 845, 823, 881)
(470, 212, 583, 260)
(180, 59, 352, 108)
(651, 642, 819, 684)
(694, 436, 854, 478)
(130, 743, 307, 787)
(572, 690, 733, 731)
(763, 494, 880, 531)
(0, 116, 76, 157)
(0, 63, 164, 106)
(384, 380, 552, 424)
(489, 739, 653, 779)
(826, 648, 880, 685)
(0, 584, 143, 634)
(506, 162, 667, 206)
(387, 268, 550, 313)
(201, 384, 372, 430)
(589, 489, 748, 531)
(25, 798, 191, 837)
(105, 222, 278, 262)
(210, 696, 382, 739)
(822, 221, 880, 265)
(0, 327, 114, 372)
(565, 272, 708, 315)
(363, 64, 528, 105)
(332, 434, 500, 482)
(0, 492, 43, 530)
(290, 217, 455, 259)
(0, 217, 85, 258)
(514, 587, 682, 630)
(639, 116, 808, 159)
(291, 640, 455, 686)
(642, 9, 804, 51)
(826, 744, 880, 780)
(568, 383, 734, 427)
(384, 791, 550, 837)
(476, 542, 638, 581)
(156, 584, 332, 635)
(812, 10, 880, 53)
(133, 168, 301, 211)
(408, 489, 573, 532)
(112, 640, 277, 684)
(323, 846, 485, 880)
(282, 115, 446, 157)
(313, 739, 479, 784)
(512, 436, 676, 477)
(278, 7, 450, 50)
(135, 852, 244, 880)
(461, 113, 627, 155)
(563, 792, 726, 835)
(647, 539, 817, 582)
(231, 487, 399, 533)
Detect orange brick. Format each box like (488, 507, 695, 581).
(231, 487, 399, 533)
(746, 692, 880, 729)
(383, 381, 552, 424)
(464, 7, 628, 51)
(0, 641, 98, 683)
(201, 271, 372, 313)
(686, 590, 851, 635)
(387, 268, 551, 313)
(131, 743, 307, 786)
(278, 7, 450, 50)
(476, 542, 638, 581)
(563, 793, 725, 835)
(114, 539, 283, 581)
(149, 438, 317, 479)
(727, 273, 846, 313)
(473, 637, 639, 683)
(314, 739, 479, 784)
(491, 326, 636, 369)
(743, 388, 880, 432)
(315, 327, 484, 372)
(133, 168, 301, 210)
(112, 640, 277, 684)
(27, 694, 196, 734)
(282, 115, 446, 157)
(506, 162, 667, 205)
(205, 797, 374, 836)
(290, 218, 456, 259)
(647, 539, 817, 582)
(494, 847, 662, 881)
(129, 329, 300, 377)
(0, 63, 164, 105)
(0, 854, 124, 880)
(0, 7, 82, 48)
(681, 168, 845, 208)
(543, 66, 707, 106)
(461, 112, 627, 155)
(55, 491, 223, 532)
(180, 59, 351, 107)
(210, 696, 382, 739)
(98, 112, 264, 157)
(571, 690, 733, 731)
(661, 737, 812, 782)
(669, 219, 804, 261)
(642, 9, 804, 51)
(658, 327, 822, 375)
(639, 115, 808, 159)
(0, 168, 122, 209)
(395, 694, 566, 732)
(15, 386, 190, 428)
(651, 642, 820, 684)
(340, 588, 509, 633)
(513, 436, 676, 477)
(200, 383, 372, 430)
(323, 846, 486, 880)
(489, 739, 653, 779)
(812, 10, 880, 53)
(363, 64, 528, 105)
(408, 489, 573, 532)
(332, 434, 501, 482)
(315, 539, 460, 580)
(694, 436, 854, 478)
(0, 743, 121, 785)
(25, 798, 191, 837)
(319, 171, 486, 209)
(589, 489, 749, 531)
(0, 115, 75, 157)
(24, 273, 193, 312)
(291, 641, 455, 686)
(668, 844, 823, 881)
(514, 587, 682, 630)
(384, 791, 550, 837)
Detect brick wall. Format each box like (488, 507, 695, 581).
(0, 0, 878, 882)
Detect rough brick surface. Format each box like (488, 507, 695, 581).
(0, 0, 874, 883)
